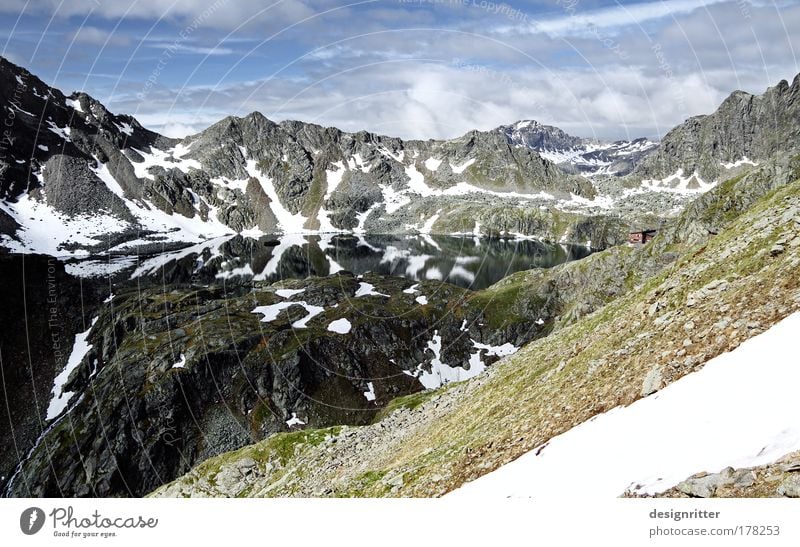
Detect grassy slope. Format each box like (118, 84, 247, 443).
(151, 178, 800, 498)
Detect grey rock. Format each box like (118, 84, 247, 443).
(733, 470, 756, 489)
(676, 468, 735, 498)
(386, 473, 406, 488)
(779, 461, 800, 473)
(641, 367, 663, 396)
(40, 155, 134, 222)
(777, 475, 800, 497)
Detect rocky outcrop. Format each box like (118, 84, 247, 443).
(653, 151, 800, 250)
(0, 56, 171, 201)
(631, 74, 800, 183)
(636, 451, 800, 498)
(6, 267, 558, 497)
(39, 155, 134, 221)
(8, 55, 798, 255)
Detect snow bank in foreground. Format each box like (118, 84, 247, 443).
(450, 312, 800, 498)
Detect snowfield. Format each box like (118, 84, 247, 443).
(451, 312, 800, 498)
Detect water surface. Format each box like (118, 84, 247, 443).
(74, 233, 591, 290)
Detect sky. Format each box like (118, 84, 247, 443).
(1, 0, 798, 141)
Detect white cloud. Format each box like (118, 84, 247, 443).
(115, 60, 756, 141)
(145, 42, 235, 56)
(522, 0, 732, 37)
(15, 0, 793, 142)
(154, 122, 204, 138)
(134, 111, 223, 138)
(71, 25, 130, 46)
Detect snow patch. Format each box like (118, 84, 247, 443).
(355, 282, 389, 298)
(214, 264, 254, 280)
(172, 354, 187, 369)
(403, 283, 420, 294)
(46, 317, 98, 420)
(286, 413, 306, 427)
(46, 120, 71, 141)
(257, 234, 308, 279)
(721, 157, 758, 169)
(380, 183, 412, 214)
(424, 157, 442, 171)
(640, 168, 717, 195)
(115, 121, 133, 136)
(363, 382, 376, 402)
(419, 211, 441, 235)
(252, 301, 325, 328)
(327, 318, 352, 334)
(353, 203, 380, 234)
(276, 288, 305, 299)
(450, 158, 475, 174)
(0, 192, 130, 257)
(129, 145, 201, 181)
(452, 313, 800, 498)
(65, 98, 83, 113)
(245, 160, 310, 233)
(64, 257, 137, 278)
(325, 161, 346, 200)
(415, 331, 497, 389)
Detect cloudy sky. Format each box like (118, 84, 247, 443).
(1, 0, 798, 140)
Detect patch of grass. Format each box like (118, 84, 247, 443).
(265, 427, 343, 465)
(372, 390, 438, 423)
(467, 273, 537, 329)
(342, 470, 390, 497)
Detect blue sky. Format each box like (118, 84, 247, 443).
(2, 0, 799, 140)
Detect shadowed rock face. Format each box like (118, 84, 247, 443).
(0, 254, 109, 495)
(0, 56, 172, 202)
(40, 155, 134, 221)
(2, 269, 555, 497)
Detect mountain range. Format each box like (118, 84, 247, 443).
(3, 55, 797, 258)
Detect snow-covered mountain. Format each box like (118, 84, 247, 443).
(3, 56, 793, 257)
(1, 56, 625, 256)
(498, 119, 659, 176)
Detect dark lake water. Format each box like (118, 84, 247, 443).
(58, 233, 592, 290)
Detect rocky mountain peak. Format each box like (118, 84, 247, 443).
(496, 118, 657, 176)
(630, 70, 800, 184)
